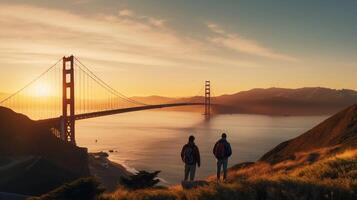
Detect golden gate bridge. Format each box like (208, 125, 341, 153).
(0, 55, 212, 145)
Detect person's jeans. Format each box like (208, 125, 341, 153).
(184, 164, 196, 181)
(217, 158, 228, 180)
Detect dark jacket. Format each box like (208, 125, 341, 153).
(181, 142, 200, 166)
(213, 138, 232, 159)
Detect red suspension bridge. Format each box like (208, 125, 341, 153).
(0, 55, 212, 145)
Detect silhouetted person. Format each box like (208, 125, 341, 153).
(181, 135, 200, 181)
(213, 133, 232, 182)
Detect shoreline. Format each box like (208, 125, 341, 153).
(88, 152, 172, 188)
(88, 152, 133, 191)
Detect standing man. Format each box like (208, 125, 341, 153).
(213, 133, 232, 182)
(181, 135, 201, 181)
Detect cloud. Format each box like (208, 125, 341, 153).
(147, 18, 166, 27)
(0, 4, 260, 71)
(118, 9, 135, 17)
(207, 23, 298, 62)
(207, 23, 226, 35)
(0, 5, 187, 66)
(118, 8, 166, 27)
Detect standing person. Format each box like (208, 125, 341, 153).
(181, 135, 201, 181)
(213, 133, 232, 182)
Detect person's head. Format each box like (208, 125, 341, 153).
(221, 133, 227, 139)
(188, 135, 195, 143)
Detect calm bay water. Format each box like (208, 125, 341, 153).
(76, 111, 328, 184)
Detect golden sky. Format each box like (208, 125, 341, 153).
(0, 1, 356, 97)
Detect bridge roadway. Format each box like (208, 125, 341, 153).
(37, 102, 205, 125)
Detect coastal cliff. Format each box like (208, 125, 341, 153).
(0, 107, 89, 196)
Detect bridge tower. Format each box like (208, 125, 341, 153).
(61, 55, 76, 145)
(204, 80, 211, 116)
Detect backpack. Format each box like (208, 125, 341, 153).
(183, 145, 195, 165)
(214, 142, 226, 159)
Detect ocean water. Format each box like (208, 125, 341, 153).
(76, 111, 328, 185)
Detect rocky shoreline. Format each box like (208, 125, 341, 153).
(88, 152, 132, 191)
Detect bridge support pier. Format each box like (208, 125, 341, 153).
(204, 80, 211, 116)
(61, 55, 76, 145)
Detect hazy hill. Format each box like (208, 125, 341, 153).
(133, 87, 357, 115)
(131, 95, 176, 105)
(214, 87, 357, 115)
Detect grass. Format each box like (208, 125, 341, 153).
(102, 149, 357, 200)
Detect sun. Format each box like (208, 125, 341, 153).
(34, 83, 51, 97)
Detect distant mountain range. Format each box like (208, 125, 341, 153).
(2, 87, 357, 116)
(133, 87, 357, 115)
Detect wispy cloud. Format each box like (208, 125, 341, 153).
(118, 9, 135, 17)
(118, 9, 166, 27)
(0, 5, 187, 67)
(72, 0, 93, 5)
(207, 23, 298, 62)
(0, 4, 262, 71)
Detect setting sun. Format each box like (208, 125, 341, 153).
(34, 83, 50, 97)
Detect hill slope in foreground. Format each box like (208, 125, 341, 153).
(35, 104, 357, 199)
(260, 103, 357, 163)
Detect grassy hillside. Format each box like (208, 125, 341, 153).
(260, 103, 357, 163)
(101, 149, 357, 200)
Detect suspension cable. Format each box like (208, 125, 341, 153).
(74, 57, 147, 106)
(0, 58, 62, 104)
(74, 62, 147, 106)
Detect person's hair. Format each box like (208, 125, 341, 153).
(189, 135, 195, 142)
(221, 133, 227, 138)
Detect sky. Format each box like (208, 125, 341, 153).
(0, 0, 356, 97)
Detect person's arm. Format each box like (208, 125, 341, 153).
(181, 145, 185, 162)
(227, 142, 232, 157)
(196, 146, 201, 167)
(213, 142, 217, 155)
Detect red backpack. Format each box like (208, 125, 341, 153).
(214, 142, 226, 159)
